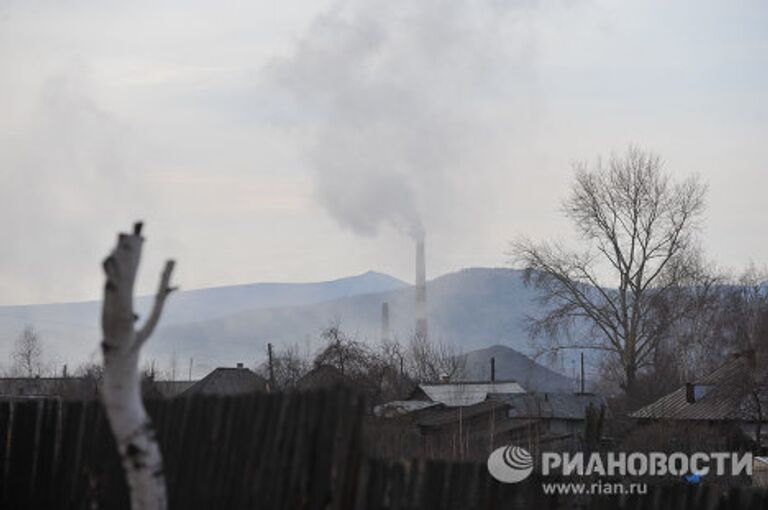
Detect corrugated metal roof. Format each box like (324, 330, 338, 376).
(182, 367, 267, 396)
(416, 381, 525, 407)
(631, 353, 759, 421)
(497, 392, 608, 420)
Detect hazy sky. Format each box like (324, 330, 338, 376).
(1, 0, 766, 305)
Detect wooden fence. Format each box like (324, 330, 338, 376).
(1, 390, 767, 509)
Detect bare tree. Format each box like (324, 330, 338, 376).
(695, 267, 768, 446)
(311, 323, 417, 401)
(378, 336, 408, 378)
(512, 146, 713, 397)
(257, 344, 310, 391)
(736, 358, 768, 448)
(12, 325, 44, 377)
(101, 222, 175, 510)
(407, 332, 466, 383)
(314, 321, 372, 377)
(691, 266, 768, 369)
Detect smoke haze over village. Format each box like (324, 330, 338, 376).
(0, 0, 767, 305)
(3, 3, 768, 507)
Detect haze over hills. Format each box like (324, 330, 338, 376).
(147, 268, 563, 377)
(0, 271, 407, 370)
(0, 267, 578, 382)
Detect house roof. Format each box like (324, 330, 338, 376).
(181, 367, 267, 396)
(416, 400, 509, 428)
(296, 364, 348, 390)
(491, 392, 608, 420)
(0, 377, 98, 399)
(412, 380, 525, 407)
(631, 353, 759, 421)
(154, 380, 196, 398)
(373, 400, 441, 418)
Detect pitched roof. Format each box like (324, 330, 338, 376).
(492, 392, 608, 420)
(631, 353, 759, 421)
(413, 380, 525, 407)
(416, 400, 509, 428)
(181, 367, 267, 396)
(296, 364, 348, 390)
(373, 400, 441, 418)
(154, 380, 196, 398)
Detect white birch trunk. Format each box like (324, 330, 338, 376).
(101, 222, 175, 510)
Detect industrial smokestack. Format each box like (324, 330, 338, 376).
(415, 235, 428, 339)
(381, 302, 390, 342)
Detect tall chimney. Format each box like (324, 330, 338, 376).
(415, 235, 427, 339)
(381, 302, 390, 342)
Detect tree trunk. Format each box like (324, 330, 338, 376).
(624, 363, 637, 400)
(101, 222, 174, 510)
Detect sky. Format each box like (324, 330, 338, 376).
(0, 0, 766, 305)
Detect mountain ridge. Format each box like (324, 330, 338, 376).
(0, 270, 409, 368)
(0, 267, 579, 382)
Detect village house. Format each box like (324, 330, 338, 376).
(370, 379, 608, 459)
(489, 392, 608, 452)
(181, 364, 268, 396)
(631, 350, 768, 446)
(0, 364, 266, 400)
(407, 380, 526, 406)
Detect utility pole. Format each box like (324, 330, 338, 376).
(580, 352, 585, 394)
(188, 357, 193, 381)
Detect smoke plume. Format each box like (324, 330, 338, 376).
(267, 0, 538, 239)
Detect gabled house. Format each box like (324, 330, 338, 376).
(631, 351, 768, 443)
(181, 364, 268, 396)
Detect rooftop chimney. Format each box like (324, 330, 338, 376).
(236, 362, 244, 369)
(415, 235, 427, 339)
(381, 302, 390, 342)
(685, 382, 695, 403)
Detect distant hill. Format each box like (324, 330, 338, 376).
(146, 268, 554, 376)
(0, 267, 584, 381)
(461, 345, 575, 393)
(0, 271, 407, 369)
